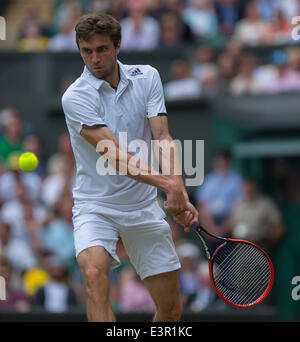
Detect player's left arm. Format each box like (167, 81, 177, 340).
(149, 115, 199, 230)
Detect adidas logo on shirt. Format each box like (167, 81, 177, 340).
(130, 68, 143, 77)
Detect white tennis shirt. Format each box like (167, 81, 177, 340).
(62, 60, 167, 210)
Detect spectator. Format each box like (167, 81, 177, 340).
(228, 176, 285, 252)
(254, 0, 276, 22)
(215, 0, 244, 36)
(0, 109, 24, 166)
(190, 261, 215, 312)
(120, 0, 160, 51)
(229, 55, 263, 95)
(48, 19, 78, 52)
(192, 45, 218, 85)
(0, 222, 37, 273)
(18, 22, 49, 52)
(159, 12, 185, 47)
(0, 254, 30, 312)
(86, 0, 110, 13)
(46, 132, 73, 175)
(267, 50, 300, 94)
(164, 59, 201, 101)
(40, 193, 75, 267)
(262, 9, 293, 44)
(176, 242, 201, 310)
(18, 5, 48, 40)
(0, 153, 42, 204)
(233, 2, 270, 46)
(33, 255, 77, 313)
(0, 180, 45, 243)
(118, 266, 155, 313)
(23, 135, 46, 178)
(51, 0, 83, 35)
(195, 149, 243, 250)
(182, 0, 219, 38)
(215, 51, 237, 94)
(41, 154, 75, 207)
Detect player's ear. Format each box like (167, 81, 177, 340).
(115, 40, 121, 54)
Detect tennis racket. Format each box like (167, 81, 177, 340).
(191, 223, 274, 309)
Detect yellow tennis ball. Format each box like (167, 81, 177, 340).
(18, 152, 39, 172)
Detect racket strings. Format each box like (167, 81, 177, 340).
(212, 242, 271, 306)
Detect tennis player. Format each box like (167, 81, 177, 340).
(62, 13, 199, 322)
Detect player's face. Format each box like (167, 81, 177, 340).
(79, 34, 121, 80)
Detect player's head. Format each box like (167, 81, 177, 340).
(75, 13, 121, 79)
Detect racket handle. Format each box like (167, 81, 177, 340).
(191, 223, 200, 230)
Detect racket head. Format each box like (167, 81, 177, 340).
(208, 238, 274, 309)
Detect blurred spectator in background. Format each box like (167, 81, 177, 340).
(190, 261, 215, 312)
(182, 0, 219, 39)
(118, 266, 155, 313)
(0, 254, 30, 312)
(255, 0, 276, 22)
(229, 176, 285, 252)
(229, 55, 264, 95)
(0, 180, 45, 243)
(215, 51, 237, 94)
(46, 132, 73, 175)
(233, 1, 270, 46)
(120, 0, 160, 51)
(164, 59, 201, 100)
(0, 153, 42, 204)
(51, 0, 83, 36)
(41, 154, 75, 207)
(0, 222, 37, 273)
(159, 12, 185, 47)
(23, 135, 46, 178)
(215, 0, 244, 36)
(18, 5, 48, 40)
(275, 0, 299, 20)
(192, 45, 218, 86)
(18, 22, 49, 52)
(86, 0, 110, 14)
(262, 9, 293, 44)
(176, 242, 201, 311)
(287, 47, 300, 73)
(195, 149, 243, 250)
(48, 19, 78, 52)
(33, 255, 77, 313)
(268, 50, 300, 94)
(0, 109, 24, 166)
(40, 193, 75, 267)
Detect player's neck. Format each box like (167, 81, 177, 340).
(105, 62, 120, 91)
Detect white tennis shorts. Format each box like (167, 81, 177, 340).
(72, 200, 181, 280)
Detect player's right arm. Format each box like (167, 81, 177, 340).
(80, 124, 189, 219)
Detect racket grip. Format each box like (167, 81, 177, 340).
(191, 223, 200, 230)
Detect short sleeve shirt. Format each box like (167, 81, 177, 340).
(62, 60, 167, 210)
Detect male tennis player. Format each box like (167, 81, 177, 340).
(62, 13, 199, 322)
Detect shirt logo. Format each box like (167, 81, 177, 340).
(130, 68, 143, 77)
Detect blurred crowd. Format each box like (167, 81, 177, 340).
(0, 107, 286, 315)
(2, 0, 299, 100)
(6, 0, 299, 52)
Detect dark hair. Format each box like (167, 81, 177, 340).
(75, 13, 121, 48)
(215, 148, 231, 161)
